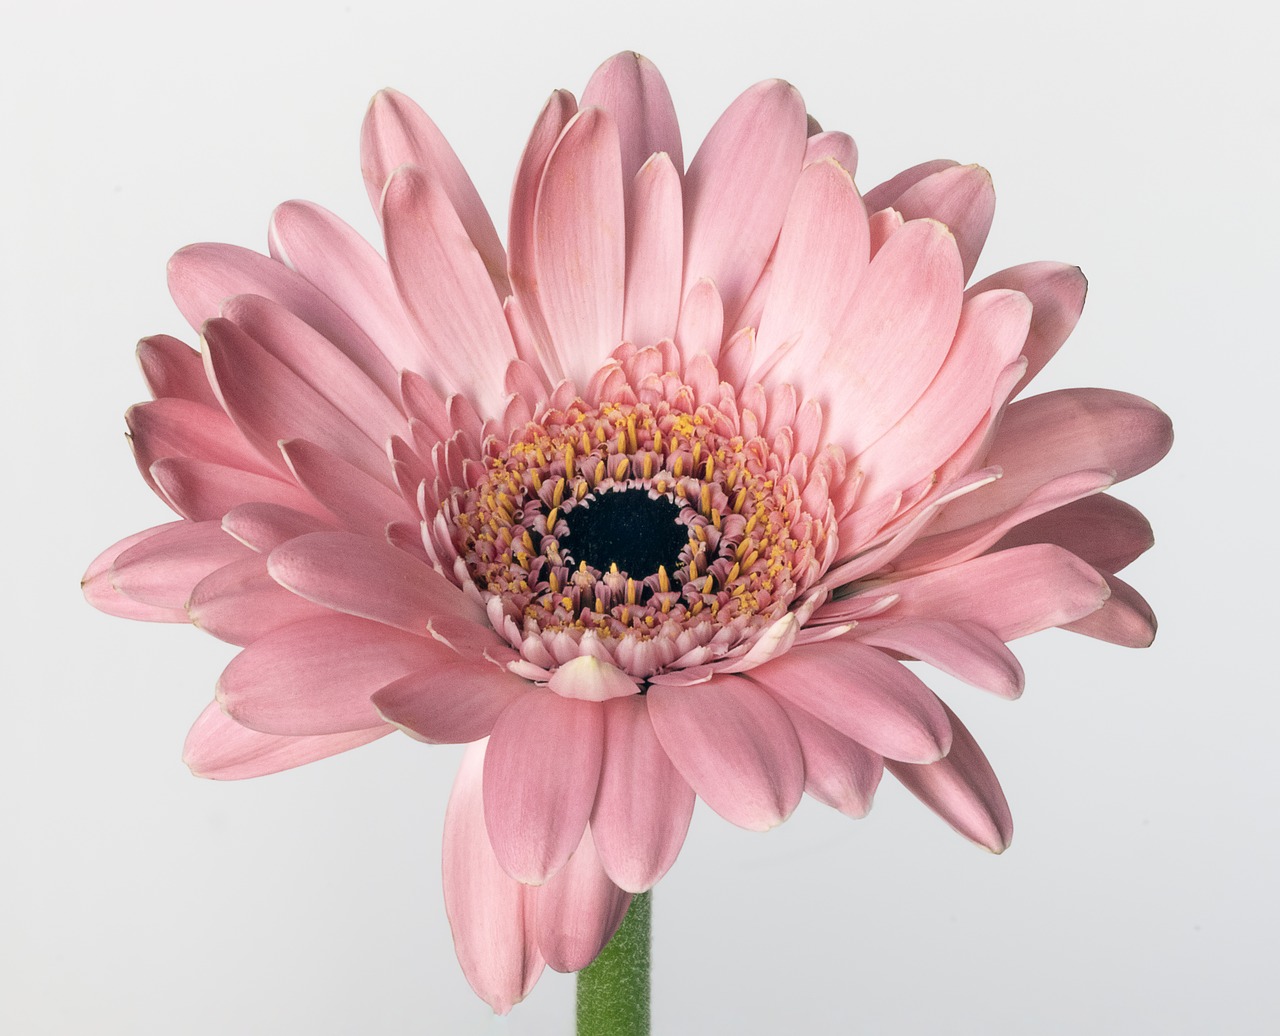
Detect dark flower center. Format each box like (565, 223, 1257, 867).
(560, 489, 687, 579)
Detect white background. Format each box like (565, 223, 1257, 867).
(2, 0, 1275, 1032)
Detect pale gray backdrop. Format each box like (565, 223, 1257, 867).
(2, 0, 1274, 1032)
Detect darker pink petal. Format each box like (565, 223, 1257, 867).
(992, 492, 1154, 574)
(581, 51, 683, 187)
(1063, 572, 1157, 647)
(443, 742, 545, 1014)
(110, 520, 251, 610)
(186, 556, 327, 646)
(483, 692, 605, 885)
(183, 701, 392, 780)
(887, 703, 1014, 853)
(890, 163, 996, 281)
(648, 675, 804, 831)
(83, 524, 190, 622)
(136, 333, 219, 407)
(772, 694, 883, 819)
(534, 826, 632, 973)
(371, 660, 528, 743)
(855, 619, 1025, 699)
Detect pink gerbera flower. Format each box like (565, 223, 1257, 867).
(84, 52, 1171, 1012)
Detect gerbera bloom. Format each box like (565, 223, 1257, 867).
(83, 52, 1170, 1011)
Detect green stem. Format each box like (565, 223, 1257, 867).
(576, 892, 651, 1036)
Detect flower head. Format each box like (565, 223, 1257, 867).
(84, 52, 1171, 1011)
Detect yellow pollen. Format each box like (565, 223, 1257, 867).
(643, 453, 653, 479)
(658, 566, 670, 593)
(616, 456, 629, 479)
(702, 575, 715, 594)
(545, 507, 559, 530)
(700, 483, 712, 515)
(552, 477, 566, 507)
(626, 578, 638, 605)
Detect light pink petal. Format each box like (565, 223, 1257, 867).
(187, 555, 327, 646)
(591, 695, 695, 892)
(1063, 571, 1157, 647)
(647, 674, 803, 831)
(83, 524, 190, 622)
(674, 277, 724, 365)
(137, 333, 218, 407)
(853, 288, 1032, 499)
(267, 530, 480, 633)
(201, 315, 393, 484)
(930, 389, 1174, 533)
(581, 51, 682, 187)
(862, 158, 958, 213)
(548, 656, 640, 701)
(382, 165, 516, 418)
(835, 543, 1110, 640)
(217, 614, 440, 735)
(623, 153, 683, 349)
(279, 438, 411, 537)
(867, 207, 904, 256)
(372, 660, 528, 743)
(150, 456, 321, 523)
(803, 130, 857, 172)
(167, 242, 399, 398)
(183, 701, 392, 780)
(221, 503, 334, 553)
(483, 691, 605, 884)
(110, 520, 251, 609)
(508, 89, 579, 384)
(535, 825, 632, 973)
(992, 491, 1154, 574)
(268, 200, 426, 373)
(856, 619, 1025, 699)
(682, 79, 807, 324)
(887, 703, 1013, 853)
(443, 741, 545, 1014)
(127, 398, 281, 489)
(890, 164, 995, 281)
(359, 88, 508, 294)
(533, 107, 626, 390)
(746, 639, 952, 764)
(894, 470, 1115, 574)
(968, 262, 1088, 397)
(819, 219, 964, 452)
(756, 158, 869, 377)
(771, 694, 882, 818)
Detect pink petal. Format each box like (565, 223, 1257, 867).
(862, 158, 958, 213)
(83, 524, 190, 622)
(267, 530, 481, 634)
(483, 691, 605, 884)
(755, 158, 869, 379)
(533, 107, 626, 390)
(855, 619, 1025, 699)
(890, 164, 996, 281)
(548, 655, 640, 701)
(931, 389, 1174, 533)
(183, 701, 392, 780)
(819, 218, 964, 452)
(803, 130, 857, 173)
(150, 456, 320, 523)
(382, 165, 516, 418)
(371, 660, 528, 743)
(991, 492, 1154, 573)
(682, 79, 807, 325)
(968, 262, 1088, 397)
(268, 200, 425, 374)
(508, 89, 578, 384)
(279, 438, 412, 537)
(673, 277, 724, 365)
(201, 315, 393, 484)
(836, 543, 1110, 640)
(137, 333, 218, 407)
(591, 696, 695, 892)
(1063, 571, 1157, 647)
(853, 287, 1032, 500)
(167, 242, 399, 398)
(217, 614, 440, 735)
(581, 51, 682, 187)
(887, 703, 1013, 853)
(186, 555, 327, 646)
(110, 520, 251, 609)
(647, 674, 804, 831)
(359, 88, 508, 294)
(535, 825, 632, 973)
(623, 153, 683, 349)
(127, 398, 282, 487)
(443, 741, 545, 1014)
(221, 503, 334, 553)
(771, 694, 883, 818)
(746, 639, 952, 764)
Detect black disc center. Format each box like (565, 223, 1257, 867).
(559, 489, 687, 579)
